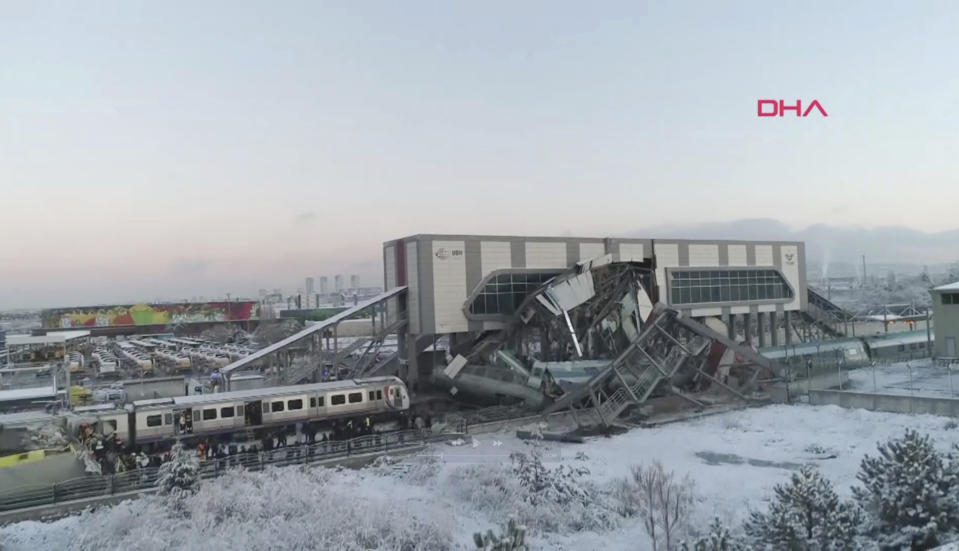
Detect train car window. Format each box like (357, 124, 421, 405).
(221, 407, 235, 418)
(263, 402, 270, 413)
(236, 406, 243, 417)
(272, 401, 285, 412)
(310, 397, 316, 408)
(331, 394, 345, 406)
(203, 409, 217, 420)
(318, 396, 325, 407)
(368, 391, 375, 401)
(193, 410, 200, 422)
(376, 390, 383, 400)
(348, 392, 362, 404)
(164, 413, 173, 425)
(146, 415, 162, 427)
(288, 399, 303, 410)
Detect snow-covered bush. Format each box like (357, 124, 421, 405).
(41, 465, 454, 551)
(854, 429, 959, 550)
(157, 441, 200, 505)
(445, 452, 617, 534)
(473, 517, 527, 550)
(744, 465, 860, 550)
(680, 517, 746, 551)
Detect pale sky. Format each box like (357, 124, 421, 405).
(2, 1, 958, 308)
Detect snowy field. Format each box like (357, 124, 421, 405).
(4, 404, 959, 550)
(843, 359, 959, 398)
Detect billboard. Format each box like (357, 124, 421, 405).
(41, 302, 260, 329)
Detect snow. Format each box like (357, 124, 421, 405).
(5, 404, 959, 550)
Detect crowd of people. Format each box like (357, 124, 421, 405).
(75, 412, 435, 476)
(77, 422, 170, 474)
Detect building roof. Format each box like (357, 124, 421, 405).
(0, 384, 58, 403)
(933, 281, 959, 292)
(6, 330, 90, 346)
(134, 376, 399, 409)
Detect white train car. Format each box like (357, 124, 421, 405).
(131, 376, 409, 445)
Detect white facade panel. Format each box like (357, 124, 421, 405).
(691, 307, 723, 317)
(384, 245, 397, 290)
(405, 242, 419, 334)
(654, 243, 680, 292)
(780, 244, 801, 311)
(758, 304, 776, 313)
(579, 242, 605, 261)
(432, 240, 469, 333)
(688, 244, 720, 267)
(481, 241, 512, 277)
(384, 245, 397, 322)
(755, 245, 774, 266)
(525, 242, 567, 269)
(727, 244, 747, 265)
(619, 243, 645, 262)
(731, 305, 750, 315)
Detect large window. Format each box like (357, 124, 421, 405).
(468, 271, 563, 316)
(669, 269, 794, 305)
(943, 293, 959, 305)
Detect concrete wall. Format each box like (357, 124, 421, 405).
(809, 389, 959, 417)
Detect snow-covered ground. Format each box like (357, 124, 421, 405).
(4, 404, 959, 550)
(844, 359, 959, 398)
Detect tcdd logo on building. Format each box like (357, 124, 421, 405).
(758, 99, 828, 117)
(435, 248, 463, 260)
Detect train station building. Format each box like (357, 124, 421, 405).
(384, 234, 807, 387)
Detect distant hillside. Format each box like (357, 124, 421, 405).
(630, 219, 959, 276)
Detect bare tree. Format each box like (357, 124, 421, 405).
(627, 462, 696, 551)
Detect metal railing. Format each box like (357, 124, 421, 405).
(0, 429, 454, 513)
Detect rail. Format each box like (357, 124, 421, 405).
(0, 429, 454, 513)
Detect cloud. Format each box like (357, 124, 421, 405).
(294, 211, 317, 224)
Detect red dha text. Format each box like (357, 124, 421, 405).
(757, 99, 828, 117)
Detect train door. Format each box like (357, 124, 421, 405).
(174, 408, 194, 435)
(245, 401, 262, 426)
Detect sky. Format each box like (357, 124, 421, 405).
(1, 1, 958, 308)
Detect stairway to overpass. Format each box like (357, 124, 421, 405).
(222, 287, 407, 389)
(804, 288, 856, 338)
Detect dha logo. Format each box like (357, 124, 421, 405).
(758, 99, 828, 117)
(784, 252, 796, 265)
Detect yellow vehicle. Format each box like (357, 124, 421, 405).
(0, 447, 69, 469)
(69, 385, 93, 406)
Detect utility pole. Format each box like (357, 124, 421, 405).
(861, 255, 867, 287)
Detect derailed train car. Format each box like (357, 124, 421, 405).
(67, 376, 410, 450)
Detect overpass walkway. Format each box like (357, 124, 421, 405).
(223, 287, 407, 388)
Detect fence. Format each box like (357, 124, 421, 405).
(778, 355, 959, 401)
(0, 429, 451, 513)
